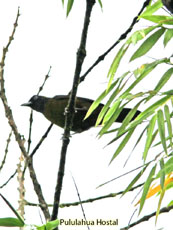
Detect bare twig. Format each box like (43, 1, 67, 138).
(51, 0, 96, 221)
(0, 130, 12, 172)
(25, 182, 144, 208)
(120, 205, 173, 230)
(27, 66, 52, 154)
(0, 8, 50, 221)
(79, 0, 151, 83)
(71, 174, 90, 230)
(0, 169, 17, 189)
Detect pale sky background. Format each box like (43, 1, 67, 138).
(0, 0, 172, 230)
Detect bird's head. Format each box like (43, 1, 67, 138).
(21, 95, 47, 113)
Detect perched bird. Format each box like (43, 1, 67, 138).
(21, 95, 140, 133)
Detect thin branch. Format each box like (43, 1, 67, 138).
(25, 182, 144, 208)
(0, 169, 17, 189)
(0, 130, 12, 172)
(0, 8, 50, 221)
(120, 205, 173, 230)
(79, 0, 151, 83)
(27, 66, 52, 154)
(51, 0, 96, 221)
(71, 174, 90, 230)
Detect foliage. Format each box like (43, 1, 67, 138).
(86, 0, 173, 219)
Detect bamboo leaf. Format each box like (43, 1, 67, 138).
(130, 28, 165, 61)
(122, 164, 149, 197)
(109, 128, 136, 164)
(156, 189, 165, 224)
(139, 164, 157, 214)
(117, 99, 144, 136)
(164, 104, 173, 148)
(159, 158, 165, 190)
(139, 0, 163, 17)
(97, 0, 103, 8)
(157, 109, 167, 154)
(0, 218, 24, 227)
(85, 79, 119, 119)
(143, 114, 157, 162)
(164, 29, 173, 47)
(141, 15, 173, 25)
(157, 157, 173, 178)
(107, 44, 129, 89)
(155, 68, 173, 92)
(66, 0, 74, 17)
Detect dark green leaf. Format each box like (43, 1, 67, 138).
(157, 109, 167, 154)
(130, 28, 165, 61)
(122, 164, 148, 197)
(0, 218, 24, 227)
(164, 105, 173, 148)
(139, 164, 157, 214)
(97, 0, 103, 8)
(109, 127, 136, 164)
(157, 157, 173, 178)
(154, 68, 173, 92)
(143, 114, 157, 162)
(164, 29, 173, 47)
(85, 79, 119, 120)
(159, 158, 165, 190)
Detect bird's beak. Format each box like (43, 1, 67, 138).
(21, 102, 32, 107)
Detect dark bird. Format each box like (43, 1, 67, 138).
(21, 95, 140, 133)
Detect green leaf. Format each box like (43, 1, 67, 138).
(122, 164, 149, 197)
(155, 68, 173, 92)
(164, 105, 173, 148)
(117, 99, 144, 136)
(127, 25, 159, 45)
(66, 0, 74, 17)
(99, 100, 122, 136)
(37, 220, 59, 230)
(164, 29, 173, 47)
(140, 0, 163, 17)
(107, 44, 129, 89)
(139, 164, 157, 214)
(130, 28, 165, 61)
(141, 15, 173, 25)
(122, 59, 167, 98)
(109, 127, 136, 164)
(97, 0, 103, 8)
(85, 79, 119, 120)
(0, 217, 24, 227)
(143, 114, 157, 162)
(0, 193, 25, 226)
(157, 109, 167, 154)
(157, 157, 173, 178)
(159, 158, 165, 190)
(156, 188, 165, 224)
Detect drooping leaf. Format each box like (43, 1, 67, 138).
(159, 158, 165, 190)
(109, 127, 136, 164)
(130, 28, 165, 61)
(95, 72, 130, 126)
(66, 0, 74, 17)
(157, 109, 167, 154)
(122, 164, 149, 197)
(139, 164, 157, 214)
(157, 157, 173, 178)
(164, 29, 173, 47)
(97, 0, 103, 8)
(164, 104, 173, 148)
(107, 44, 129, 89)
(154, 68, 173, 92)
(143, 114, 157, 162)
(85, 79, 119, 120)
